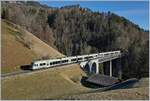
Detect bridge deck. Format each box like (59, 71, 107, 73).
(86, 74, 119, 87)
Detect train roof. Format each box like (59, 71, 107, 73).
(32, 50, 121, 63)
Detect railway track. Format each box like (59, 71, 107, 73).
(1, 63, 79, 78)
(1, 70, 32, 78)
(1, 54, 121, 78)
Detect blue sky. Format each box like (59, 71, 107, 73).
(39, 1, 149, 30)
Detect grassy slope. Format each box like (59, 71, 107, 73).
(64, 87, 149, 100)
(1, 64, 90, 100)
(1, 20, 90, 100)
(63, 77, 149, 100)
(1, 20, 64, 73)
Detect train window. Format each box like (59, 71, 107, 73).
(104, 54, 109, 56)
(50, 62, 53, 65)
(85, 57, 89, 60)
(65, 60, 68, 62)
(57, 61, 61, 64)
(55, 61, 60, 64)
(34, 64, 38, 66)
(53, 61, 57, 64)
(62, 60, 68, 63)
(88, 56, 93, 59)
(40, 63, 46, 66)
(78, 58, 82, 60)
(85, 56, 92, 60)
(71, 58, 76, 61)
(52, 62, 55, 65)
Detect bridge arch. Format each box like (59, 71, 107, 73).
(84, 63, 90, 72)
(91, 62, 97, 73)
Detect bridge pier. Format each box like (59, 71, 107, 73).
(117, 58, 122, 79)
(96, 63, 99, 74)
(110, 60, 112, 77)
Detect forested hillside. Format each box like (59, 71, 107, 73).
(1, 1, 149, 78)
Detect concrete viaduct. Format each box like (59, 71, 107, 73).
(79, 51, 121, 77)
(31, 51, 122, 78)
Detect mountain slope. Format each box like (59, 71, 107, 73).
(1, 20, 64, 73)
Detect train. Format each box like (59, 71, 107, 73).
(30, 51, 121, 70)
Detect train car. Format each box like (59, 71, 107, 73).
(32, 58, 61, 70)
(32, 57, 72, 70)
(32, 60, 47, 70)
(31, 50, 121, 70)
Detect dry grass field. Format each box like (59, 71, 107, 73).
(1, 20, 64, 73)
(1, 64, 90, 100)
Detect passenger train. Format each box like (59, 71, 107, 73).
(31, 51, 121, 70)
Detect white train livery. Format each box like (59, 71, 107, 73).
(31, 51, 121, 70)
